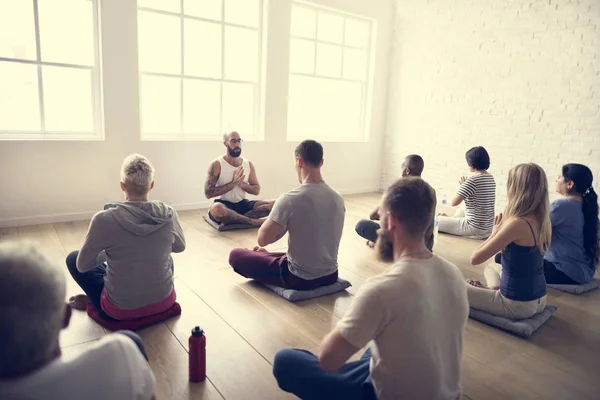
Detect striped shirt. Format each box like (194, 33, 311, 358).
(457, 173, 496, 231)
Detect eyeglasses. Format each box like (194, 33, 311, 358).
(230, 138, 243, 144)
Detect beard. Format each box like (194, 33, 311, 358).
(227, 147, 242, 158)
(376, 229, 395, 263)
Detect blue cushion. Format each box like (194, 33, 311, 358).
(469, 305, 558, 338)
(548, 278, 599, 295)
(263, 278, 352, 302)
(203, 214, 253, 231)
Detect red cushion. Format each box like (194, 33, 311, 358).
(86, 302, 182, 331)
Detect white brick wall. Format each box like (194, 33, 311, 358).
(382, 0, 600, 211)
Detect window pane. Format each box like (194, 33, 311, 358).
(0, 62, 40, 131)
(184, 19, 221, 78)
(138, 0, 180, 13)
(342, 48, 367, 81)
(290, 39, 314, 74)
(140, 75, 181, 134)
(344, 18, 371, 48)
(138, 11, 181, 74)
(290, 4, 315, 39)
(222, 83, 254, 135)
(315, 43, 342, 78)
(224, 27, 258, 81)
(43, 66, 93, 132)
(38, 0, 95, 65)
(183, 79, 221, 135)
(288, 75, 362, 139)
(224, 0, 259, 28)
(317, 12, 343, 44)
(184, 0, 222, 20)
(0, 0, 36, 60)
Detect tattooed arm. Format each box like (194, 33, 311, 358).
(204, 160, 235, 199)
(239, 161, 261, 196)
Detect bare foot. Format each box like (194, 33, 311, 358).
(69, 294, 89, 311)
(366, 240, 375, 249)
(251, 217, 266, 227)
(466, 279, 486, 288)
(253, 246, 268, 252)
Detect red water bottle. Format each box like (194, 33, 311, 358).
(189, 326, 206, 382)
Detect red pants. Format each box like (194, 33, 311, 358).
(229, 249, 338, 290)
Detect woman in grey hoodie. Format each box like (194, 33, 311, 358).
(66, 154, 185, 321)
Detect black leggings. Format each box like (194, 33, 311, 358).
(543, 260, 579, 285)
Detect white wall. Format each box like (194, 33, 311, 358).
(0, 0, 394, 227)
(383, 0, 600, 210)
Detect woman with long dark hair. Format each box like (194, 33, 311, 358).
(544, 164, 599, 284)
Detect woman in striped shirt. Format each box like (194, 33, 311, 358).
(438, 146, 496, 239)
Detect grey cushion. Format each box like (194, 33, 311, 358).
(469, 305, 558, 338)
(263, 278, 352, 302)
(203, 214, 253, 231)
(548, 278, 599, 295)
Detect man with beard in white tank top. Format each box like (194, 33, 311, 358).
(204, 131, 275, 227)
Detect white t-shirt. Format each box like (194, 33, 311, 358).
(336, 254, 469, 400)
(269, 183, 345, 279)
(0, 334, 155, 400)
(215, 157, 250, 203)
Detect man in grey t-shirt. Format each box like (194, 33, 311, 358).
(229, 140, 345, 290)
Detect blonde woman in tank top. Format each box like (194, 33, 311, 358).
(466, 163, 551, 319)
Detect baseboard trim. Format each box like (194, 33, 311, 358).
(0, 187, 381, 228)
(0, 211, 99, 228)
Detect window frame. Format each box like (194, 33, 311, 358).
(286, 0, 377, 143)
(0, 0, 104, 141)
(138, 0, 267, 142)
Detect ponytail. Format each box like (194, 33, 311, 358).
(562, 164, 599, 269)
(582, 187, 599, 268)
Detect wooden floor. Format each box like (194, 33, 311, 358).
(2, 193, 600, 400)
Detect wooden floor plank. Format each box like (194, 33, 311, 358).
(166, 278, 294, 400)
(6, 192, 594, 400)
(138, 323, 224, 400)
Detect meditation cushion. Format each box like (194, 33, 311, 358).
(469, 305, 557, 338)
(548, 278, 599, 295)
(87, 302, 182, 331)
(263, 278, 352, 302)
(203, 214, 253, 231)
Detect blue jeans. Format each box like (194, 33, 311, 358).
(355, 220, 380, 243)
(66, 250, 117, 322)
(273, 348, 376, 400)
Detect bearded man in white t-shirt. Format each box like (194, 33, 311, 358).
(273, 177, 469, 400)
(204, 131, 275, 227)
(0, 242, 156, 400)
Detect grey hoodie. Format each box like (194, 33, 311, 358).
(77, 201, 186, 310)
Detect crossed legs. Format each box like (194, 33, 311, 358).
(209, 200, 275, 227)
(273, 348, 376, 400)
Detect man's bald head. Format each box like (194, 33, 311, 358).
(223, 131, 242, 158)
(401, 154, 424, 177)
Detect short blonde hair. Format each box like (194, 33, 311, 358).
(121, 153, 154, 196)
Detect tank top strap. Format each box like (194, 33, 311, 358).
(519, 217, 537, 247)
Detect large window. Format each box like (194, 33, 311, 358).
(287, 2, 375, 142)
(138, 0, 265, 140)
(0, 0, 102, 140)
